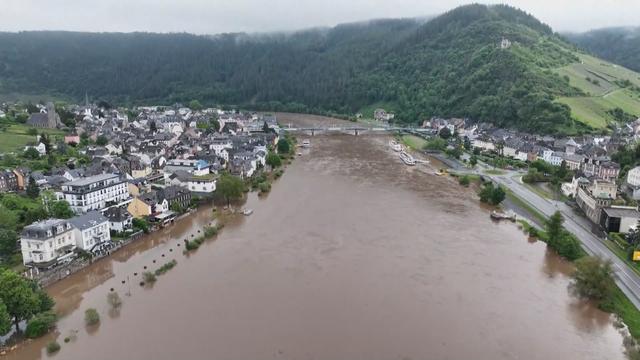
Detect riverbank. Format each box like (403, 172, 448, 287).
(5, 121, 629, 360)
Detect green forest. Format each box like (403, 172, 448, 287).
(0, 4, 610, 133)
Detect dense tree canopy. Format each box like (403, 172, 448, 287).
(0, 4, 584, 133)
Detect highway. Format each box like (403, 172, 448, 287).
(489, 172, 640, 309)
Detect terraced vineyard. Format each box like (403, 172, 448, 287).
(555, 54, 640, 129)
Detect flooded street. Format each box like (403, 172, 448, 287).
(8, 115, 627, 359)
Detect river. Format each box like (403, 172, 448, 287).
(7, 114, 626, 359)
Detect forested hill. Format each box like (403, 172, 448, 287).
(0, 4, 599, 133)
(564, 27, 640, 73)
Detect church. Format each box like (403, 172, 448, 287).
(26, 102, 61, 128)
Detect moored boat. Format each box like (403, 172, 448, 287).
(389, 140, 403, 152)
(399, 150, 416, 166)
(490, 210, 516, 221)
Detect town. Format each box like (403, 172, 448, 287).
(418, 115, 640, 236)
(0, 100, 291, 281)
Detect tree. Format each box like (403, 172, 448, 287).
(463, 137, 471, 150)
(49, 200, 74, 219)
(216, 174, 244, 207)
(0, 300, 12, 336)
(26, 176, 40, 198)
(188, 100, 203, 110)
(469, 155, 478, 167)
(96, 135, 108, 146)
(478, 183, 505, 205)
(170, 202, 184, 214)
(570, 256, 614, 302)
(0, 229, 18, 258)
(39, 133, 51, 155)
(23, 147, 40, 160)
(149, 120, 157, 133)
(546, 211, 564, 248)
(262, 121, 270, 133)
(0, 270, 41, 331)
(27, 128, 38, 136)
(439, 127, 451, 139)
(84, 308, 100, 326)
(266, 152, 282, 168)
(210, 119, 220, 132)
(277, 139, 290, 154)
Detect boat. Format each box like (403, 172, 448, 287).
(242, 209, 254, 216)
(399, 150, 416, 166)
(301, 139, 311, 148)
(389, 140, 403, 152)
(490, 210, 516, 222)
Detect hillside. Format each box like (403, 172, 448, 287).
(0, 4, 637, 134)
(555, 53, 640, 129)
(565, 27, 640, 73)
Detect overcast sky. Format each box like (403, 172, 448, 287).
(1, 0, 637, 34)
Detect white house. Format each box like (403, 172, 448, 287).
(24, 142, 47, 156)
(61, 173, 131, 213)
(103, 206, 133, 233)
(69, 212, 111, 251)
(541, 150, 563, 166)
(627, 166, 640, 187)
(21, 219, 75, 266)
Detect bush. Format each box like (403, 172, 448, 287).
(258, 182, 271, 194)
(459, 175, 470, 187)
(154, 260, 177, 276)
(107, 291, 122, 309)
(25, 311, 57, 338)
(46, 341, 61, 354)
(142, 272, 157, 284)
(203, 226, 218, 237)
(478, 183, 505, 205)
(84, 308, 100, 326)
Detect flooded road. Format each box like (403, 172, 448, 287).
(9, 116, 626, 359)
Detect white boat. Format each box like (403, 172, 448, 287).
(490, 210, 516, 221)
(301, 139, 311, 148)
(242, 209, 254, 216)
(389, 140, 403, 152)
(399, 150, 416, 166)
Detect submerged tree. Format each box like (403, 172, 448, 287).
(216, 174, 244, 207)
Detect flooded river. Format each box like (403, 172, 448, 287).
(8, 114, 627, 359)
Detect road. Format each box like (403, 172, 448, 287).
(489, 172, 640, 309)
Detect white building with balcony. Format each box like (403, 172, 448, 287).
(69, 212, 111, 251)
(21, 219, 75, 267)
(61, 173, 130, 213)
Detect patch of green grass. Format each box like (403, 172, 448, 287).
(505, 189, 547, 225)
(604, 286, 640, 340)
(0, 124, 65, 153)
(400, 135, 427, 151)
(601, 238, 640, 278)
(554, 53, 640, 130)
(484, 169, 506, 175)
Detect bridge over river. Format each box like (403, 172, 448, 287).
(281, 125, 435, 136)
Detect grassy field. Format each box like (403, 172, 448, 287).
(0, 124, 65, 153)
(554, 53, 640, 130)
(401, 135, 427, 150)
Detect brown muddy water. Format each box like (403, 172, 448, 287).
(8, 119, 627, 359)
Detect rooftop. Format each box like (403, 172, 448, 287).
(64, 173, 120, 187)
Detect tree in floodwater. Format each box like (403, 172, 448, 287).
(570, 256, 614, 302)
(0, 270, 42, 331)
(216, 174, 244, 207)
(546, 211, 564, 248)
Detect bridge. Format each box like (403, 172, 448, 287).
(281, 125, 435, 136)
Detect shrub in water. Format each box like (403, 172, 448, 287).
(84, 308, 100, 326)
(46, 341, 61, 354)
(107, 291, 122, 309)
(25, 311, 57, 338)
(142, 271, 157, 283)
(154, 260, 177, 276)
